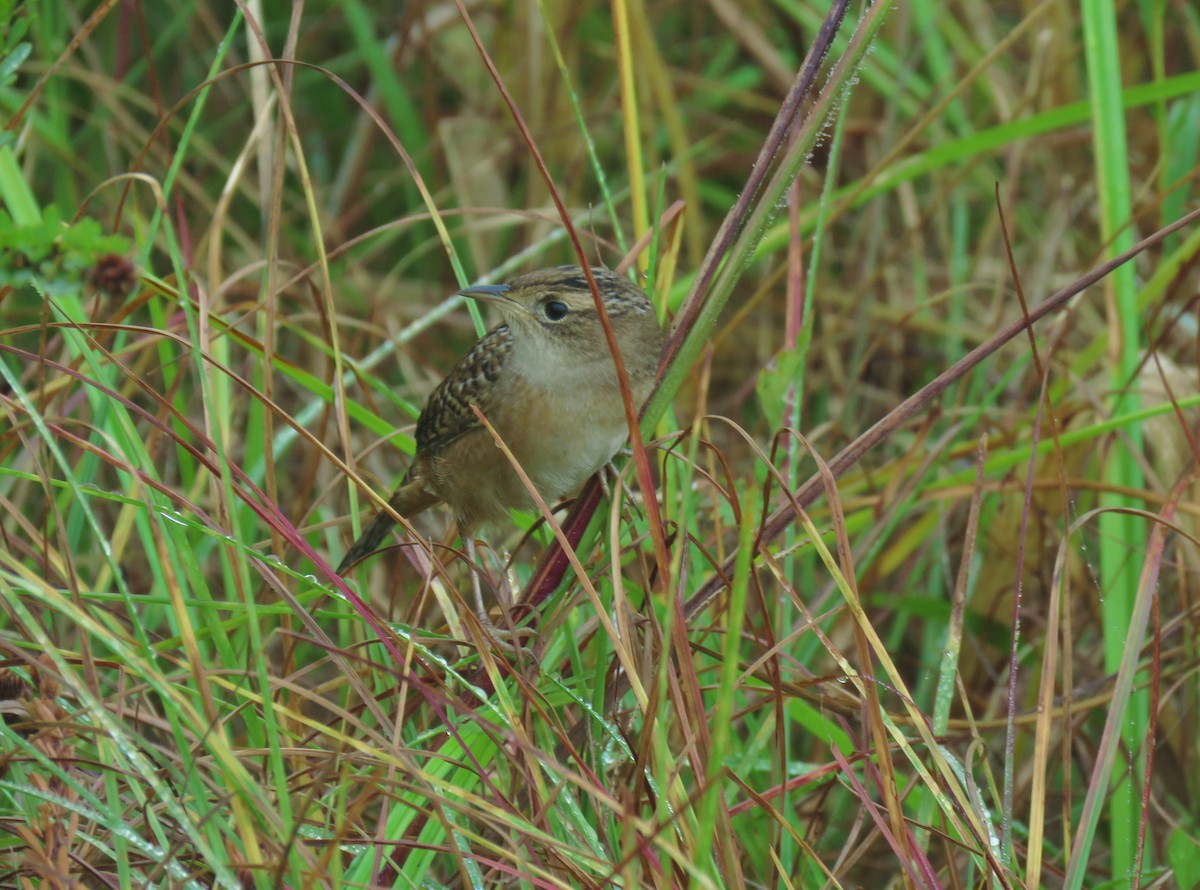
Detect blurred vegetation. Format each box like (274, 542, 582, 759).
(1, 1, 1199, 887)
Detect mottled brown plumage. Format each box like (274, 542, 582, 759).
(336, 265, 664, 574)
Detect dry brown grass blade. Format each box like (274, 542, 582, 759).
(3, 0, 121, 133)
(684, 204, 1200, 623)
(819, 437, 915, 884)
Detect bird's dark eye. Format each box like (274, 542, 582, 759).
(543, 300, 570, 321)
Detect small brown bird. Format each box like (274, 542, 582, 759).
(336, 265, 664, 577)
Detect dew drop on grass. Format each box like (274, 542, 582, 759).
(1070, 496, 1103, 602)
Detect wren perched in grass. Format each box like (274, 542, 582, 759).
(336, 265, 664, 582)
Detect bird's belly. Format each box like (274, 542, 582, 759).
(493, 381, 628, 497)
(427, 393, 629, 531)
(512, 406, 627, 499)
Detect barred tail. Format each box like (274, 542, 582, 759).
(335, 480, 440, 574)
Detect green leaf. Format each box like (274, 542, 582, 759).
(0, 39, 29, 84)
(1170, 829, 1200, 890)
(756, 345, 806, 430)
(0, 143, 39, 225)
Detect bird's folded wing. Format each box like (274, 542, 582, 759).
(414, 324, 514, 454)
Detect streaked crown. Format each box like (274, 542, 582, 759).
(460, 265, 658, 347)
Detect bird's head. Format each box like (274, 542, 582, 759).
(459, 265, 662, 364)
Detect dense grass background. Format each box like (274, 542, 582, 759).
(2, 1, 1199, 887)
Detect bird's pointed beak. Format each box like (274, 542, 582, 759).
(458, 282, 514, 307)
